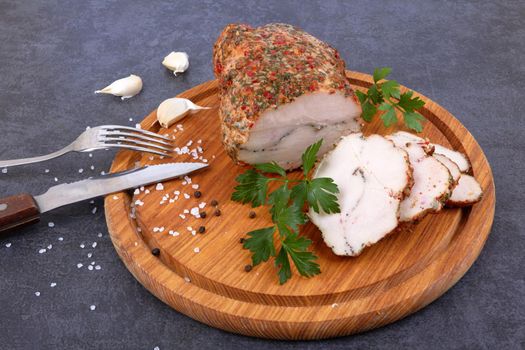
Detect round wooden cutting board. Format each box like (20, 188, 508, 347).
(104, 71, 495, 340)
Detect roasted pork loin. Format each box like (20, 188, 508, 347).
(213, 23, 361, 170)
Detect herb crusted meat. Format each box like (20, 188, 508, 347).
(213, 23, 362, 170)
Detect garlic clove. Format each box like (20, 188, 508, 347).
(157, 97, 211, 128)
(95, 74, 143, 100)
(162, 52, 189, 76)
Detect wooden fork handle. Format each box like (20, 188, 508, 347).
(0, 194, 40, 232)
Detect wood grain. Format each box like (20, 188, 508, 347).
(104, 71, 495, 340)
(0, 193, 40, 232)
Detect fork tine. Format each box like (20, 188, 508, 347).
(97, 144, 172, 157)
(101, 125, 171, 141)
(99, 130, 172, 146)
(99, 137, 174, 153)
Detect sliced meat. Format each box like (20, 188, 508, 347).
(213, 23, 361, 170)
(309, 133, 411, 256)
(387, 134, 454, 222)
(446, 175, 483, 207)
(433, 154, 461, 185)
(433, 144, 471, 172)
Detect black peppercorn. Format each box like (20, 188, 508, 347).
(239, 238, 245, 244)
(199, 211, 207, 218)
(151, 248, 160, 256)
(194, 191, 202, 198)
(249, 211, 256, 219)
(244, 264, 253, 272)
(211, 199, 219, 207)
(198, 226, 206, 234)
(214, 209, 221, 216)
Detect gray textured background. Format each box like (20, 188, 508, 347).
(0, 0, 523, 349)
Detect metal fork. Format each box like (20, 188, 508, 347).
(0, 125, 173, 168)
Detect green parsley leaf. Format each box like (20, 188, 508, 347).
(254, 162, 286, 177)
(381, 79, 400, 99)
(354, 90, 367, 104)
(243, 226, 276, 266)
(373, 67, 392, 83)
(381, 107, 397, 127)
(397, 91, 425, 112)
(231, 169, 270, 207)
(403, 111, 425, 132)
(275, 247, 292, 285)
(359, 68, 426, 132)
(361, 101, 377, 122)
(290, 182, 307, 208)
(281, 233, 320, 278)
(307, 177, 340, 214)
(301, 139, 323, 176)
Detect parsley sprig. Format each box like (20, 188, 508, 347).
(355, 67, 426, 132)
(231, 140, 340, 284)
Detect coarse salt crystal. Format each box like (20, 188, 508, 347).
(90, 305, 96, 311)
(38, 248, 46, 254)
(190, 207, 199, 216)
(87, 252, 92, 258)
(158, 227, 164, 232)
(135, 123, 142, 129)
(89, 153, 93, 158)
(183, 193, 190, 199)
(179, 214, 186, 219)
(90, 165, 95, 170)
(191, 184, 199, 189)
(80, 244, 85, 248)
(135, 199, 144, 206)
(5, 243, 11, 248)
(203, 159, 208, 163)
(78, 168, 84, 173)
(134, 189, 140, 195)
(113, 195, 119, 200)
(90, 261, 95, 265)
(54, 177, 58, 182)
(181, 181, 187, 185)
(88, 265, 94, 271)
(198, 202, 206, 209)
(95, 265, 101, 270)
(97, 232, 102, 238)
(193, 247, 200, 253)
(50, 282, 57, 287)
(58, 237, 63, 241)
(184, 277, 191, 283)
(92, 207, 97, 214)
(47, 244, 52, 250)
(169, 199, 175, 203)
(186, 140, 193, 146)
(77, 263, 83, 268)
(174, 191, 180, 195)
(153, 227, 160, 233)
(184, 176, 191, 183)
(48, 222, 55, 228)
(183, 209, 189, 214)
(45, 169, 50, 173)
(145, 189, 150, 194)
(156, 183, 164, 191)
(191, 230, 196, 236)
(92, 242, 97, 248)
(100, 171, 106, 175)
(154, 346, 160, 350)
(1, 168, 7, 174)
(197, 139, 202, 144)
(140, 186, 145, 191)
(35, 291, 40, 296)
(186, 226, 192, 231)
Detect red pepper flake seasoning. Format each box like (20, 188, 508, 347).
(213, 23, 357, 162)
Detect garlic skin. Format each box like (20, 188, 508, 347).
(162, 52, 189, 75)
(157, 98, 211, 128)
(95, 74, 143, 100)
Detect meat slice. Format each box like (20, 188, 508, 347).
(387, 133, 454, 222)
(433, 144, 471, 172)
(433, 154, 461, 185)
(309, 133, 411, 256)
(213, 23, 361, 170)
(446, 174, 483, 206)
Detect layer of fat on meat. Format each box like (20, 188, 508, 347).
(387, 133, 453, 222)
(309, 133, 411, 256)
(238, 92, 361, 170)
(446, 174, 483, 207)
